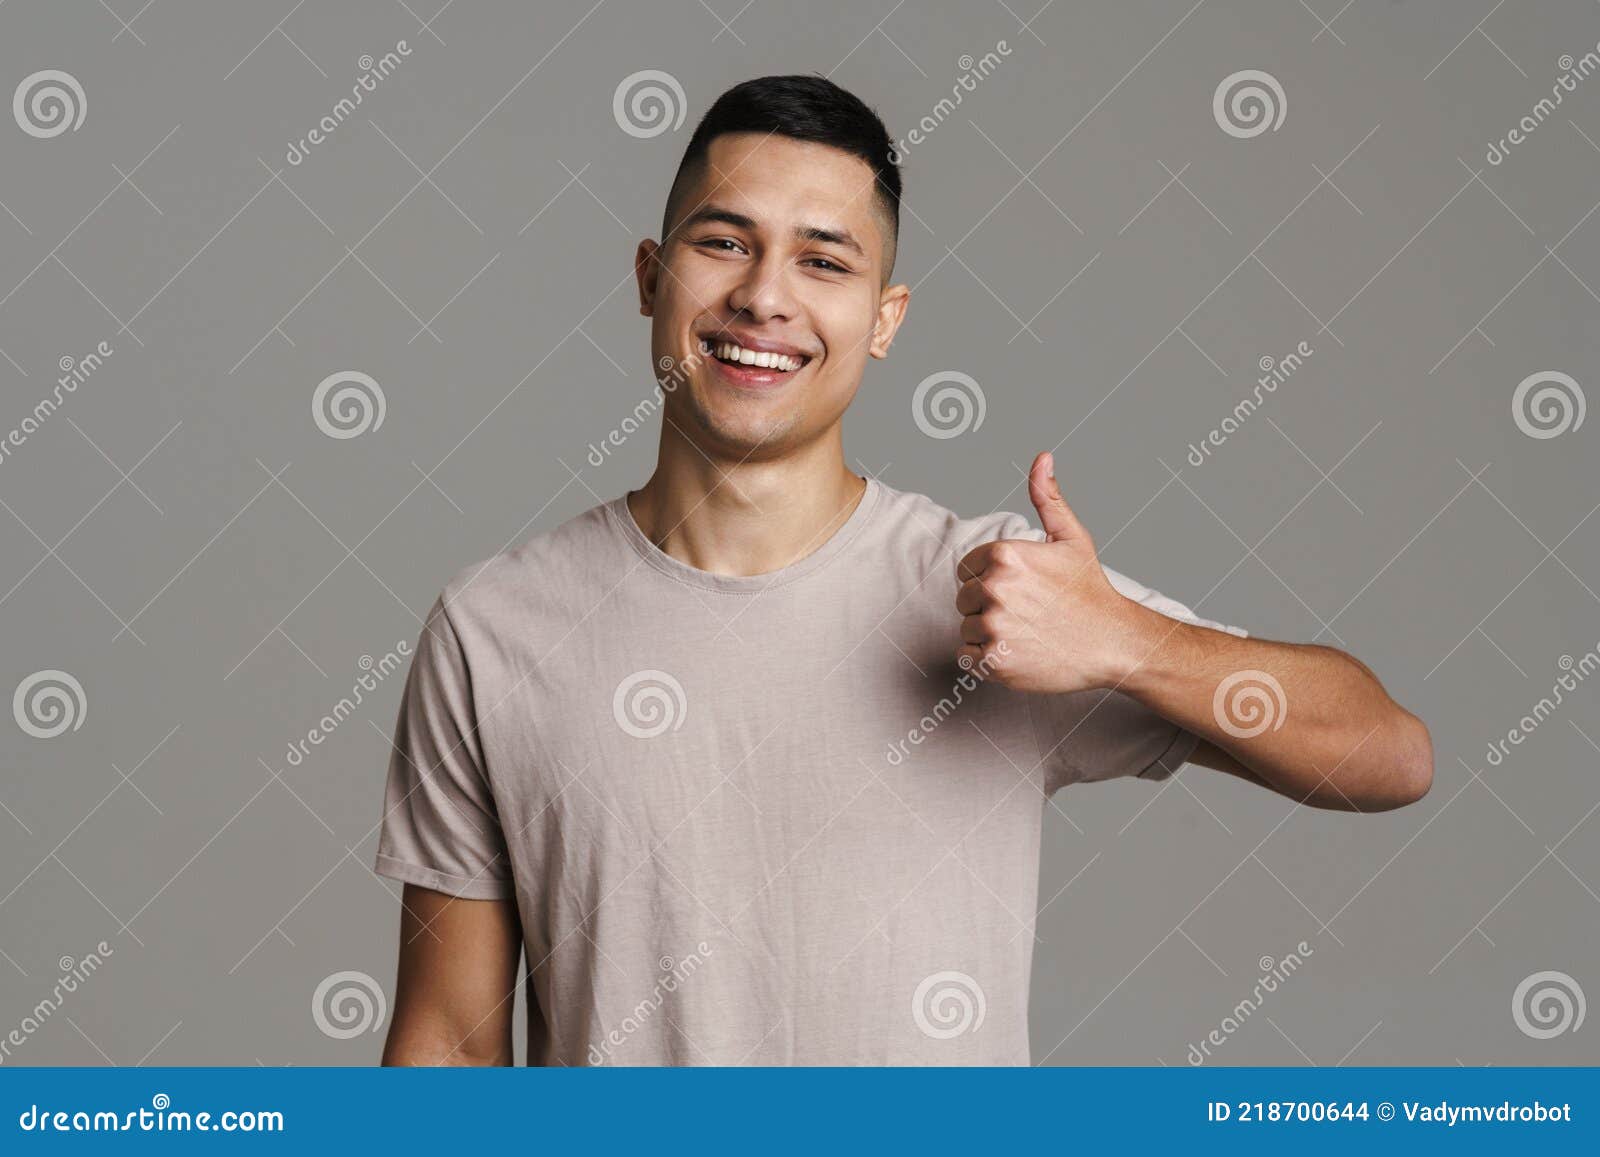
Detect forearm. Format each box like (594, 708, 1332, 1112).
(1105, 599, 1433, 809)
(956, 454, 1433, 809)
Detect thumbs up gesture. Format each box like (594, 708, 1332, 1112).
(955, 452, 1137, 693)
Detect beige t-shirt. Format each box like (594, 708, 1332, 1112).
(374, 478, 1245, 1065)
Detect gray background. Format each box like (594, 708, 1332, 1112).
(1, 0, 1596, 1066)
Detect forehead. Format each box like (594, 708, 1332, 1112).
(682, 132, 886, 251)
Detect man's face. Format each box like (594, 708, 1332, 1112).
(637, 132, 909, 461)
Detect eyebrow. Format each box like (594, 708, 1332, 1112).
(677, 206, 867, 260)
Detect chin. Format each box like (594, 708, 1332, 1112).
(688, 405, 801, 458)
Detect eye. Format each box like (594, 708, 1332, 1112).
(693, 237, 746, 254)
(804, 256, 851, 274)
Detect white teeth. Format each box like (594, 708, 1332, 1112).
(708, 341, 805, 372)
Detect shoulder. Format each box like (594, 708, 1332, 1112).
(878, 482, 1247, 636)
(430, 499, 621, 646)
(871, 481, 1044, 572)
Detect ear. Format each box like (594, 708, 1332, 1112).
(869, 282, 911, 359)
(635, 238, 660, 317)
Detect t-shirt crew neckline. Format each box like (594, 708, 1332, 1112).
(605, 476, 883, 595)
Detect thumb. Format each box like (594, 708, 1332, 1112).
(1027, 452, 1087, 544)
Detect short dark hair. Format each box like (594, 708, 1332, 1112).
(661, 74, 902, 280)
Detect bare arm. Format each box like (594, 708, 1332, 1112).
(381, 884, 522, 1066)
(1118, 616, 1433, 811)
(956, 452, 1433, 812)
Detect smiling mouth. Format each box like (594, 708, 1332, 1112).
(697, 337, 811, 374)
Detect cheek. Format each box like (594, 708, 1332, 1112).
(816, 305, 879, 366)
(667, 275, 716, 319)
(661, 253, 725, 308)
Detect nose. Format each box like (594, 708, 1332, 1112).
(725, 250, 800, 324)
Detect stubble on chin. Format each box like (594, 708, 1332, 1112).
(678, 384, 803, 460)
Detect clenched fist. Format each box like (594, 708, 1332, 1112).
(955, 452, 1142, 694)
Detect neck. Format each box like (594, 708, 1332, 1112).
(627, 429, 867, 579)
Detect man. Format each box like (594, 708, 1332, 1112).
(375, 75, 1432, 1066)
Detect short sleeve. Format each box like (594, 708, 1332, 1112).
(997, 515, 1247, 794)
(374, 595, 515, 899)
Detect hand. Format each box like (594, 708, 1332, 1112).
(954, 452, 1140, 693)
